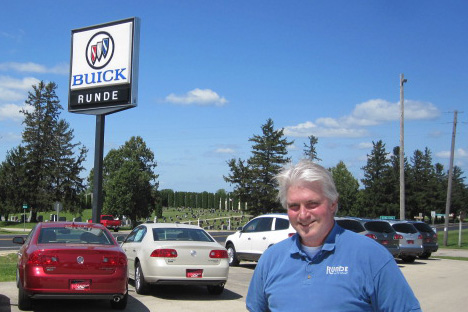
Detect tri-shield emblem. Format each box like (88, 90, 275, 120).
(91, 38, 109, 65)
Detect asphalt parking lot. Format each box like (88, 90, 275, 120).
(0, 254, 467, 312)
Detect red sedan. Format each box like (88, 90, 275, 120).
(13, 222, 128, 310)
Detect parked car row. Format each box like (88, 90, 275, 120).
(335, 217, 438, 263)
(13, 221, 229, 311)
(224, 213, 439, 267)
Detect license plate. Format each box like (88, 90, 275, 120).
(186, 269, 203, 278)
(407, 240, 414, 244)
(70, 280, 91, 291)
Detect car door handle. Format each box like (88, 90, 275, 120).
(248, 238, 251, 240)
(263, 237, 266, 240)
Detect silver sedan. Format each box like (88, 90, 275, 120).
(120, 223, 229, 295)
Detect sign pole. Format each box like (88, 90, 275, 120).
(92, 114, 105, 223)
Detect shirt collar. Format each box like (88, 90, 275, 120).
(289, 222, 341, 256)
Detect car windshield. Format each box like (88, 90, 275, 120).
(152, 228, 214, 242)
(38, 226, 114, 245)
(392, 223, 418, 234)
(412, 223, 434, 233)
(336, 220, 366, 233)
(364, 221, 395, 233)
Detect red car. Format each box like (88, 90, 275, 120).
(13, 222, 128, 310)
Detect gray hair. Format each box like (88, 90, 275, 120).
(275, 159, 339, 209)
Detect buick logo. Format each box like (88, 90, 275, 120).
(85, 31, 115, 70)
(190, 250, 197, 257)
(77, 256, 84, 264)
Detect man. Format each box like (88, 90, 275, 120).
(246, 160, 421, 312)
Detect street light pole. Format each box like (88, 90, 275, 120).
(399, 74, 407, 220)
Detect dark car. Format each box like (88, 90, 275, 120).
(407, 221, 438, 259)
(13, 222, 128, 311)
(359, 219, 400, 257)
(387, 221, 423, 263)
(335, 217, 400, 257)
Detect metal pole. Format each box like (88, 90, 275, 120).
(443, 110, 457, 246)
(92, 114, 105, 224)
(399, 74, 407, 220)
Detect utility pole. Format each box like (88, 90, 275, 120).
(399, 74, 407, 220)
(443, 110, 458, 246)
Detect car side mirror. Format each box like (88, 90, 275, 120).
(237, 226, 243, 231)
(13, 237, 25, 245)
(116, 236, 125, 244)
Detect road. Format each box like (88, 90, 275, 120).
(0, 257, 467, 311)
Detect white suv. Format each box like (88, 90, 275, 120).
(224, 213, 296, 266)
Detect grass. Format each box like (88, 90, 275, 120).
(0, 253, 17, 282)
(437, 228, 468, 249)
(1, 207, 250, 232)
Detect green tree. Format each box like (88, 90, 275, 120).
(225, 118, 293, 216)
(407, 148, 438, 219)
(303, 135, 321, 161)
(360, 140, 391, 217)
(330, 161, 359, 216)
(102, 136, 158, 226)
(19, 81, 87, 220)
(0, 146, 28, 219)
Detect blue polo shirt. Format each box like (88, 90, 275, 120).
(246, 224, 421, 312)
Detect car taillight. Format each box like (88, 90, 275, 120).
(209, 250, 228, 259)
(418, 234, 423, 240)
(28, 252, 59, 265)
(288, 233, 295, 237)
(365, 234, 377, 240)
(151, 249, 178, 258)
(394, 234, 403, 240)
(102, 256, 126, 266)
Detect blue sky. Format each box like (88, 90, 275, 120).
(1, 1, 467, 193)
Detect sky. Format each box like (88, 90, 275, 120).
(1, 1, 467, 193)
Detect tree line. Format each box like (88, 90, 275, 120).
(1, 82, 467, 223)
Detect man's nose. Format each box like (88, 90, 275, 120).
(298, 205, 310, 219)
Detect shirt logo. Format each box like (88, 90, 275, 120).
(326, 265, 348, 275)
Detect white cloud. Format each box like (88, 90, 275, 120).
(436, 148, 468, 159)
(356, 142, 373, 150)
(0, 76, 40, 101)
(283, 98, 439, 138)
(0, 103, 34, 121)
(283, 120, 368, 138)
(165, 88, 228, 106)
(215, 148, 235, 154)
(0, 62, 68, 75)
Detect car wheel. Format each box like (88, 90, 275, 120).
(18, 281, 32, 311)
(419, 252, 431, 259)
(110, 290, 128, 310)
(226, 244, 240, 267)
(207, 283, 225, 295)
(401, 256, 416, 263)
(134, 262, 149, 295)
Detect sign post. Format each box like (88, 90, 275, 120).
(22, 203, 28, 231)
(68, 18, 140, 223)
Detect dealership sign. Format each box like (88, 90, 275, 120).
(68, 18, 140, 115)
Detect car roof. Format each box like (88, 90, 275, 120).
(39, 221, 105, 229)
(139, 223, 205, 230)
(254, 213, 288, 218)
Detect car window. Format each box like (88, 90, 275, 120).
(392, 223, 418, 234)
(243, 218, 261, 233)
(153, 228, 214, 242)
(134, 227, 147, 242)
(101, 215, 113, 220)
(336, 220, 366, 233)
(38, 226, 114, 245)
(363, 221, 394, 233)
(124, 226, 141, 243)
(274, 218, 290, 231)
(412, 223, 434, 233)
